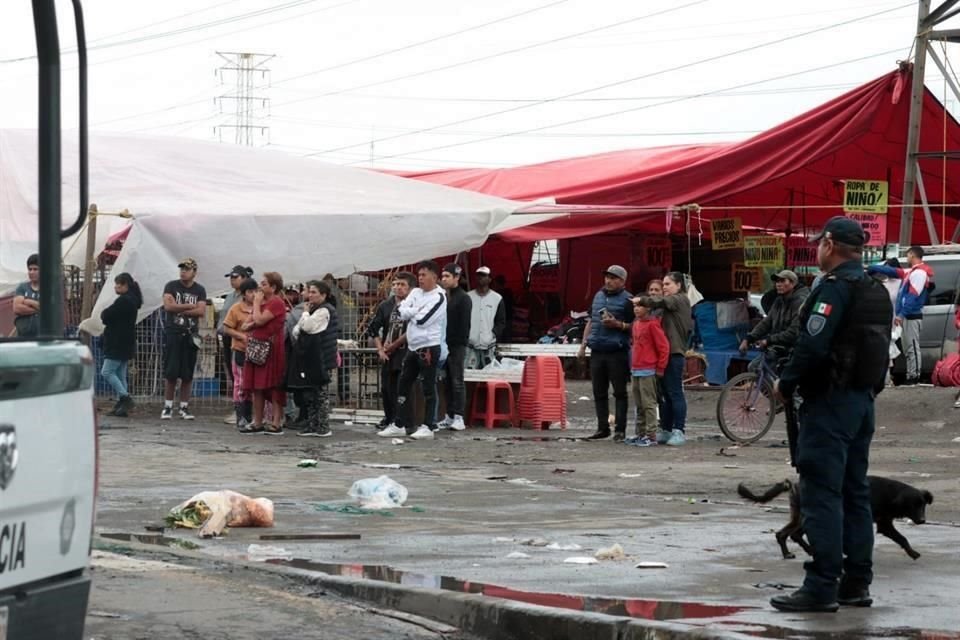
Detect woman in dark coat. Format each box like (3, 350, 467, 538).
(100, 272, 143, 417)
(286, 280, 339, 437)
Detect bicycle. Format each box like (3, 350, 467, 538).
(717, 345, 795, 444)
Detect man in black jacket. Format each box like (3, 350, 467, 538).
(438, 263, 472, 431)
(367, 271, 417, 429)
(740, 270, 810, 356)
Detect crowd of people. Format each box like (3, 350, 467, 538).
(6, 217, 947, 613)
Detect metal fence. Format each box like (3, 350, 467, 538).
(88, 269, 404, 410)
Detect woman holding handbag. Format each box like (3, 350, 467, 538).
(239, 271, 288, 435)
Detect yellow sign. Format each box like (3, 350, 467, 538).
(711, 217, 744, 250)
(731, 264, 763, 293)
(843, 179, 888, 214)
(743, 236, 784, 268)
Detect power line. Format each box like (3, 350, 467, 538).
(272, 0, 572, 87)
(272, 0, 709, 109)
(84, 0, 246, 45)
(1, 0, 325, 63)
(86, 1, 696, 130)
(304, 2, 913, 158)
(359, 47, 908, 166)
(288, 82, 865, 104)
(269, 114, 759, 138)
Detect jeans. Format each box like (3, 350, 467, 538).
(101, 358, 129, 399)
(797, 388, 875, 600)
(902, 318, 922, 379)
(443, 344, 467, 417)
(659, 354, 687, 432)
(396, 346, 441, 432)
(590, 351, 630, 433)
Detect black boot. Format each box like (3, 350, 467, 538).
(770, 589, 839, 613)
(242, 400, 253, 424)
(837, 579, 873, 607)
(234, 402, 247, 428)
(586, 429, 611, 440)
(107, 398, 123, 416)
(114, 396, 132, 417)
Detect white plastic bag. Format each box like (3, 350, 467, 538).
(348, 475, 409, 509)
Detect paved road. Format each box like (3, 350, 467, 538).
(86, 550, 471, 640)
(93, 382, 960, 639)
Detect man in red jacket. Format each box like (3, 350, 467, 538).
(628, 300, 670, 446)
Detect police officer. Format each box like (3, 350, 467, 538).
(771, 216, 892, 613)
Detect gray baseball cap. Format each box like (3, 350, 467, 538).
(604, 265, 627, 280)
(772, 269, 799, 283)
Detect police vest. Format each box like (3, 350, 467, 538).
(812, 273, 892, 394)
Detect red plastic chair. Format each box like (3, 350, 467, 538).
(468, 380, 516, 429)
(517, 355, 567, 430)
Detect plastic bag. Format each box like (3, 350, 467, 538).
(348, 475, 408, 509)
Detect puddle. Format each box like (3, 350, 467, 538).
(719, 623, 960, 639)
(100, 532, 202, 551)
(270, 558, 747, 621)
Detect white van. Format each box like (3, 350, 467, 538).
(0, 341, 97, 639)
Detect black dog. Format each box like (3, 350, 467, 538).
(737, 476, 933, 560)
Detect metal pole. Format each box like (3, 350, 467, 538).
(32, 0, 63, 339)
(79, 205, 98, 328)
(914, 161, 940, 243)
(900, 0, 932, 247)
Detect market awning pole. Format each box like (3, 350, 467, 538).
(900, 0, 932, 247)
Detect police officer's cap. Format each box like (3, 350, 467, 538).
(812, 216, 868, 247)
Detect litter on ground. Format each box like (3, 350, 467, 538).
(166, 490, 274, 538)
(349, 475, 408, 509)
(564, 556, 598, 565)
(635, 561, 669, 569)
(595, 543, 626, 560)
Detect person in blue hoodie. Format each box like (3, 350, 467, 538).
(578, 265, 635, 441)
(867, 246, 934, 384)
(100, 272, 143, 417)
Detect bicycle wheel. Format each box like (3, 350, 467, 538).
(716, 372, 777, 444)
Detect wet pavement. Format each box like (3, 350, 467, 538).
(95, 383, 960, 639)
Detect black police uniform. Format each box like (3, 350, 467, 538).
(776, 258, 892, 607)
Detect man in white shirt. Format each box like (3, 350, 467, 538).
(467, 266, 506, 369)
(377, 261, 447, 440)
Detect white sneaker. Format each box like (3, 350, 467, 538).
(449, 415, 466, 431)
(437, 415, 453, 428)
(179, 407, 195, 421)
(160, 407, 173, 420)
(377, 424, 407, 438)
(409, 425, 435, 440)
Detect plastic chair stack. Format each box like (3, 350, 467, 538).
(468, 380, 516, 429)
(517, 355, 567, 430)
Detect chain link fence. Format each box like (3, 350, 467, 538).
(85, 265, 407, 412)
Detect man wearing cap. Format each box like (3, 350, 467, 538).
(161, 258, 208, 421)
(739, 269, 809, 356)
(467, 266, 506, 370)
(438, 263, 472, 431)
(578, 265, 635, 441)
(218, 265, 253, 424)
(771, 217, 892, 613)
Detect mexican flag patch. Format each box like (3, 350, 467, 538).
(814, 302, 832, 316)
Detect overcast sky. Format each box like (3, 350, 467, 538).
(0, 0, 952, 170)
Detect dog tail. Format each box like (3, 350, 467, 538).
(737, 480, 792, 504)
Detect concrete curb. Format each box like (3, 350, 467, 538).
(95, 535, 755, 640)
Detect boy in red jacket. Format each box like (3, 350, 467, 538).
(629, 300, 670, 445)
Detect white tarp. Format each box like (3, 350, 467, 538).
(0, 130, 529, 335)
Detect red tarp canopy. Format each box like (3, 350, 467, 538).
(396, 67, 960, 245)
